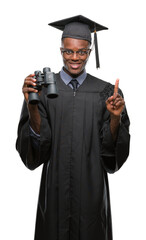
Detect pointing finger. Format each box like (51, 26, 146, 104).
(114, 79, 119, 94)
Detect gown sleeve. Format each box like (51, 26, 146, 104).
(100, 83, 130, 173)
(16, 95, 51, 170)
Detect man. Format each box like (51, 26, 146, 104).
(16, 15, 130, 240)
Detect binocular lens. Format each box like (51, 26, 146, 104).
(47, 84, 58, 98)
(28, 92, 40, 104)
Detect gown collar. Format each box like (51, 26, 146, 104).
(60, 67, 87, 87)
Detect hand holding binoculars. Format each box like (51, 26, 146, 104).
(28, 67, 58, 104)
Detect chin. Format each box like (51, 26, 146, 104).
(70, 69, 81, 76)
(64, 66, 84, 77)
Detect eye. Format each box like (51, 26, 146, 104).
(65, 49, 73, 55)
(77, 50, 88, 56)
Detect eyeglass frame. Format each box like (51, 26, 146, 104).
(60, 48, 91, 57)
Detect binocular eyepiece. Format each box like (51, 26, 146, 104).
(28, 67, 58, 104)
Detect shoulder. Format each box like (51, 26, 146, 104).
(86, 73, 114, 94)
(55, 72, 60, 78)
(87, 74, 124, 100)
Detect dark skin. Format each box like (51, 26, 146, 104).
(23, 75, 41, 133)
(106, 79, 125, 140)
(60, 38, 91, 77)
(22, 38, 125, 139)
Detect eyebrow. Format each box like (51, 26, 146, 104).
(62, 48, 89, 50)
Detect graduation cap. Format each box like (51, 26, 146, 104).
(48, 15, 108, 68)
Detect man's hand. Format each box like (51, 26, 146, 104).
(22, 74, 38, 103)
(22, 74, 41, 134)
(106, 79, 125, 141)
(106, 79, 125, 117)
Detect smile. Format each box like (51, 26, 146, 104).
(69, 63, 81, 69)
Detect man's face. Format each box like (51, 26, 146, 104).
(61, 38, 91, 77)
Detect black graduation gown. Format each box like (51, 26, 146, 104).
(16, 73, 130, 240)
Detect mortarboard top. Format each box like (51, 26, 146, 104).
(48, 15, 108, 68)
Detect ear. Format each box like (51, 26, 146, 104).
(85, 50, 91, 63)
(60, 47, 63, 55)
(87, 49, 91, 59)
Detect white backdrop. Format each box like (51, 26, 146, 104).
(1, 0, 146, 239)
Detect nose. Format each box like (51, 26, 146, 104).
(71, 51, 79, 60)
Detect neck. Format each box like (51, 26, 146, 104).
(63, 67, 84, 78)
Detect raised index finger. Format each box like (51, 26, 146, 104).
(114, 79, 119, 94)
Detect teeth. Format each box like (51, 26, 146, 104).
(70, 63, 80, 69)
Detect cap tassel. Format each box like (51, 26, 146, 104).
(94, 30, 100, 69)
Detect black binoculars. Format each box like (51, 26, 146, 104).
(28, 67, 58, 104)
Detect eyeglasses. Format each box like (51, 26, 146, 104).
(61, 48, 91, 57)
